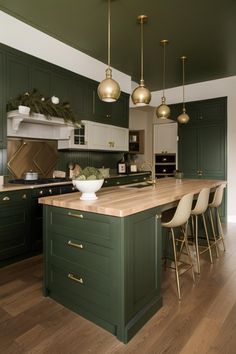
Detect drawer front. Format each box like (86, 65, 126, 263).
(48, 206, 118, 248)
(0, 189, 30, 205)
(103, 173, 150, 187)
(155, 165, 176, 174)
(48, 261, 114, 323)
(50, 233, 111, 276)
(155, 154, 176, 163)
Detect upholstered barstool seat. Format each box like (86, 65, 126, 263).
(162, 193, 195, 300)
(191, 188, 213, 274)
(208, 184, 226, 256)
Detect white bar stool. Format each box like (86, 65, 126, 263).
(162, 193, 195, 301)
(208, 184, 226, 257)
(191, 188, 213, 274)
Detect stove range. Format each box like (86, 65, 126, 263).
(8, 178, 69, 185)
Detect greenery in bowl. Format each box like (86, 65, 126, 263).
(6, 88, 78, 124)
(74, 167, 103, 180)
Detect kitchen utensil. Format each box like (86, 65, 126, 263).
(24, 171, 38, 180)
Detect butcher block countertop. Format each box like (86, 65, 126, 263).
(39, 178, 226, 217)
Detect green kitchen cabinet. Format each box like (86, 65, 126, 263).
(170, 97, 227, 219)
(30, 64, 52, 97)
(43, 205, 162, 343)
(170, 97, 227, 180)
(0, 48, 6, 149)
(0, 190, 31, 264)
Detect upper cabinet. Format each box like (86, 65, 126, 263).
(4, 44, 129, 129)
(0, 48, 6, 149)
(154, 123, 178, 154)
(58, 120, 128, 152)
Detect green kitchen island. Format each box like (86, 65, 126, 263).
(39, 178, 225, 343)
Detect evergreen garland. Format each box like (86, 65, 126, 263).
(6, 89, 79, 125)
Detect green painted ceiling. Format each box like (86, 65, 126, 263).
(0, 0, 235, 91)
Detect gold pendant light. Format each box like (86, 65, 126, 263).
(177, 56, 190, 124)
(131, 15, 151, 106)
(97, 0, 121, 102)
(156, 40, 170, 119)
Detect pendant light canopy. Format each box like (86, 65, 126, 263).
(97, 0, 121, 102)
(177, 56, 190, 124)
(156, 40, 170, 119)
(131, 15, 151, 106)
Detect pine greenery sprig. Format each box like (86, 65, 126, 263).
(6, 89, 79, 124)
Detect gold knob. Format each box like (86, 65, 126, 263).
(49, 189, 52, 194)
(39, 190, 43, 195)
(22, 194, 27, 199)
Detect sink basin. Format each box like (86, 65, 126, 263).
(124, 182, 152, 189)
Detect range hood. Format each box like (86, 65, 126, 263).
(7, 111, 74, 140)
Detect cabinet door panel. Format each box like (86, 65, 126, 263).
(154, 123, 177, 154)
(198, 125, 226, 179)
(7, 54, 30, 99)
(31, 65, 51, 96)
(51, 72, 70, 103)
(111, 93, 129, 128)
(0, 50, 6, 148)
(178, 125, 198, 178)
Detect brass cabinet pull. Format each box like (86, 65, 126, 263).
(197, 170, 203, 176)
(67, 240, 84, 249)
(156, 214, 162, 219)
(22, 194, 27, 199)
(2, 196, 10, 201)
(68, 273, 84, 284)
(116, 181, 120, 185)
(68, 212, 84, 219)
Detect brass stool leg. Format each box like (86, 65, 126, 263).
(171, 228, 181, 301)
(183, 222, 195, 283)
(194, 215, 201, 274)
(216, 209, 226, 251)
(209, 208, 219, 257)
(202, 213, 213, 264)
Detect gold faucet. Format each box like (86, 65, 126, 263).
(140, 161, 156, 185)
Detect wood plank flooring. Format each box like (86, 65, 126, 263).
(0, 223, 236, 354)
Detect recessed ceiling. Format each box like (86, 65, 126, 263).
(0, 0, 235, 91)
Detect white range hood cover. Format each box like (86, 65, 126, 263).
(7, 111, 74, 140)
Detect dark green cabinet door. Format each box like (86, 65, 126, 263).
(51, 72, 70, 103)
(198, 125, 226, 179)
(71, 78, 94, 120)
(92, 83, 112, 124)
(6, 53, 30, 100)
(178, 125, 198, 178)
(0, 190, 31, 262)
(0, 49, 6, 148)
(111, 92, 129, 128)
(30, 65, 51, 97)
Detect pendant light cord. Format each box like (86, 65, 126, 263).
(162, 42, 166, 98)
(140, 19, 144, 83)
(182, 57, 186, 111)
(107, 0, 111, 68)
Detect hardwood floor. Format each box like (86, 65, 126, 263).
(1, 223, 236, 354)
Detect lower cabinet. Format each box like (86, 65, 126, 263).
(43, 205, 162, 343)
(0, 189, 30, 262)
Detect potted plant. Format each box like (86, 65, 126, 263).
(6, 88, 78, 125)
(73, 167, 104, 200)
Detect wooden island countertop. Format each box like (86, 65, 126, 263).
(39, 178, 226, 217)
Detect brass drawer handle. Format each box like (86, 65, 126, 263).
(22, 194, 27, 199)
(2, 196, 10, 201)
(67, 240, 84, 249)
(68, 212, 84, 219)
(156, 214, 162, 219)
(116, 181, 120, 185)
(68, 273, 84, 284)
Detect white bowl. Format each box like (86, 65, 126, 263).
(73, 179, 104, 200)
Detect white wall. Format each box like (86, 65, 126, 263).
(0, 11, 131, 94)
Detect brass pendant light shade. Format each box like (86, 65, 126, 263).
(131, 15, 151, 106)
(177, 56, 190, 124)
(97, 0, 121, 102)
(156, 40, 170, 119)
